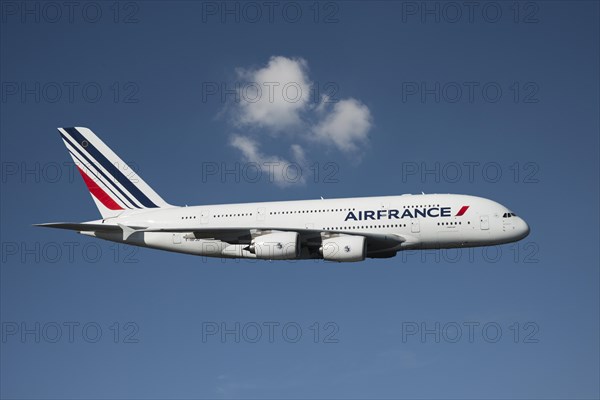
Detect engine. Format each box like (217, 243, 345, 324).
(247, 232, 300, 260)
(320, 235, 366, 262)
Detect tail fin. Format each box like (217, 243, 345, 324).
(58, 127, 171, 219)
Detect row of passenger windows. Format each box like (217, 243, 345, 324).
(322, 221, 470, 231)
(270, 208, 355, 215)
(187, 206, 454, 220)
(323, 224, 408, 230)
(183, 214, 254, 219)
(502, 212, 517, 218)
(270, 206, 441, 214)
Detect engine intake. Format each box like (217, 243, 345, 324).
(248, 232, 300, 260)
(320, 235, 366, 262)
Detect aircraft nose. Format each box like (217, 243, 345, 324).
(517, 217, 530, 240)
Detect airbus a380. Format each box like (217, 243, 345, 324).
(37, 127, 530, 262)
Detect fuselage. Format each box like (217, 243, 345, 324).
(43, 128, 530, 263)
(85, 193, 530, 260)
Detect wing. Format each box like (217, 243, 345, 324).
(35, 223, 405, 254)
(143, 226, 405, 253)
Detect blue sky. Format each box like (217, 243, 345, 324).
(1, 1, 599, 398)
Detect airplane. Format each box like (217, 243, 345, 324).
(36, 127, 530, 262)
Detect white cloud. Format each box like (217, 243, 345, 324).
(314, 94, 330, 114)
(312, 98, 372, 153)
(229, 135, 306, 187)
(225, 56, 374, 186)
(234, 56, 311, 132)
(229, 134, 261, 160)
(290, 144, 306, 165)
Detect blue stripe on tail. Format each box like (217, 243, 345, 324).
(60, 132, 140, 209)
(63, 127, 158, 208)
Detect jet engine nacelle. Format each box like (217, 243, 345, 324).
(320, 235, 366, 262)
(248, 232, 300, 260)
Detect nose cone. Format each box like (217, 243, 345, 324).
(516, 217, 530, 240)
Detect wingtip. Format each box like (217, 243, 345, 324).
(33, 222, 58, 227)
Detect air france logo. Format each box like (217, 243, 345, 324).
(344, 205, 469, 221)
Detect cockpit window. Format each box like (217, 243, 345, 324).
(503, 212, 517, 218)
(510, 212, 517, 217)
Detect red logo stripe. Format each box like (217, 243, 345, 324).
(455, 205, 469, 216)
(76, 166, 123, 210)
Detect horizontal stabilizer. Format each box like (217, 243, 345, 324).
(34, 222, 146, 233)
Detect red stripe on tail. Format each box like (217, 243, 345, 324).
(76, 166, 123, 210)
(455, 205, 469, 216)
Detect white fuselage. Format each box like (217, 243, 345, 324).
(83, 193, 530, 261)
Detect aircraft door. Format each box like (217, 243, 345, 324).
(257, 207, 266, 222)
(173, 234, 181, 244)
(411, 220, 420, 233)
(200, 209, 210, 224)
(480, 215, 489, 230)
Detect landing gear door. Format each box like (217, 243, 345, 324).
(480, 215, 489, 230)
